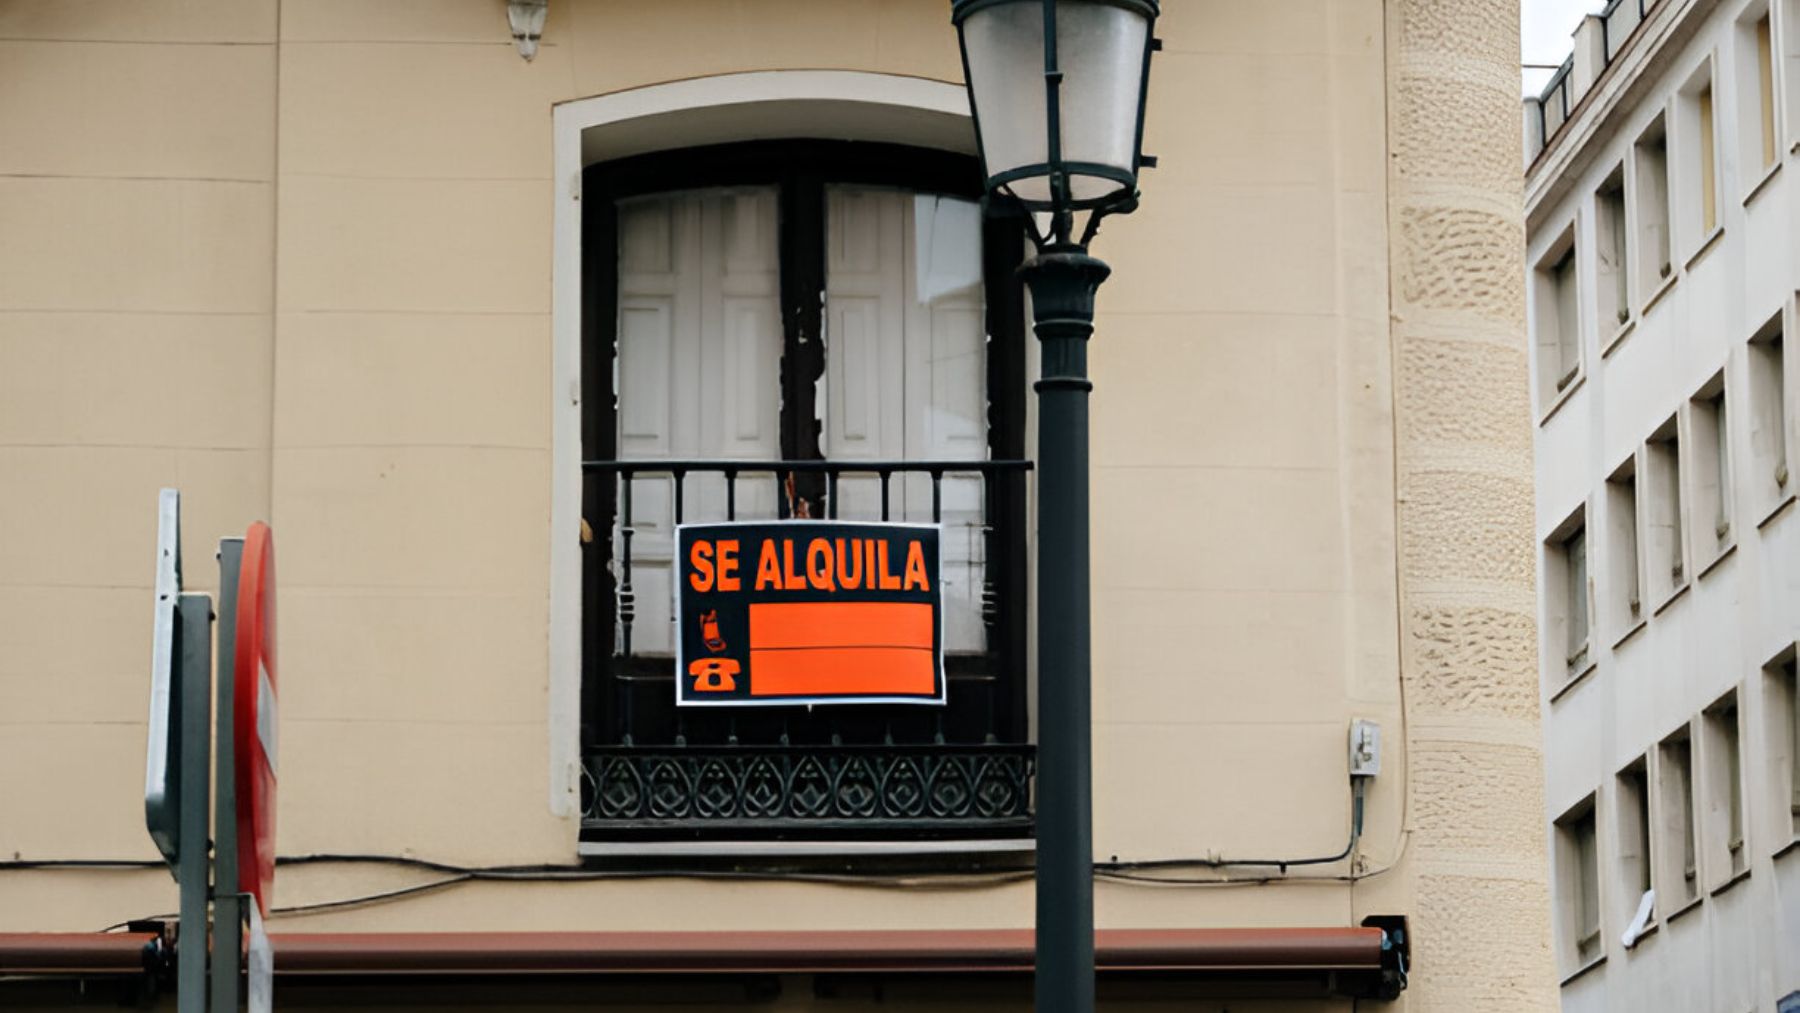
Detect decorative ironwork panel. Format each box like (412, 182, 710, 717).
(582, 744, 1034, 840)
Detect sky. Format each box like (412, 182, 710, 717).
(1523, 1, 1608, 96)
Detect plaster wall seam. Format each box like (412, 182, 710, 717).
(1407, 855, 1554, 880)
(1396, 445, 1535, 474)
(1408, 715, 1543, 746)
(1386, 183, 1524, 217)
(1400, 585, 1536, 607)
(1393, 51, 1521, 92)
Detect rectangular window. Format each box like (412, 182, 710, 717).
(1703, 691, 1747, 881)
(1633, 116, 1672, 298)
(1699, 85, 1718, 235)
(1658, 726, 1700, 907)
(579, 143, 1034, 846)
(1534, 229, 1581, 409)
(1596, 167, 1631, 337)
(1677, 68, 1720, 247)
(1689, 373, 1733, 558)
(1748, 313, 1790, 511)
(1545, 507, 1590, 682)
(1605, 457, 1643, 636)
(1555, 795, 1603, 969)
(1760, 13, 1778, 166)
(1739, 7, 1780, 176)
(1566, 526, 1589, 669)
(1645, 417, 1687, 602)
(1617, 758, 1654, 925)
(1767, 652, 1799, 840)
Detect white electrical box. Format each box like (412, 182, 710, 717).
(1349, 719, 1381, 777)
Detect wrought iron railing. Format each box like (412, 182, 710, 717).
(584, 744, 1034, 839)
(578, 458, 1034, 841)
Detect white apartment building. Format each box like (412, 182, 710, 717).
(1524, 1, 1800, 1010)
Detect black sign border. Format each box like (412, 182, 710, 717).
(673, 520, 947, 708)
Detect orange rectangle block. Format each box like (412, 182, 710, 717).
(748, 646, 936, 697)
(748, 601, 934, 651)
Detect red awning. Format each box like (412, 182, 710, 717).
(0, 925, 1406, 1001)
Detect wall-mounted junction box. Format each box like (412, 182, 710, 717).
(1349, 719, 1381, 778)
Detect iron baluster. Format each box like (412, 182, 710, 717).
(619, 471, 636, 745)
(879, 469, 892, 522)
(725, 468, 737, 521)
(981, 468, 1000, 744)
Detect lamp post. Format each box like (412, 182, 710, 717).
(952, 3, 1158, 1011)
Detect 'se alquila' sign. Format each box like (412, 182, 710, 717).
(675, 521, 945, 706)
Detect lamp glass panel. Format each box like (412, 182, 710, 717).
(963, 3, 1051, 196)
(1057, 1, 1148, 201)
(963, 0, 1149, 205)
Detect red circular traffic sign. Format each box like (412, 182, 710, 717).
(233, 522, 278, 917)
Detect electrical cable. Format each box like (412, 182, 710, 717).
(1097, 777, 1368, 876)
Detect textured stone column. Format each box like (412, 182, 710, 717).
(1386, 1, 1559, 1008)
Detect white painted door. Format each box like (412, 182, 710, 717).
(824, 187, 988, 653)
(614, 187, 783, 655)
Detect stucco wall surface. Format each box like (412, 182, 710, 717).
(0, 1, 1552, 1008)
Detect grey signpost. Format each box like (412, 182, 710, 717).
(174, 592, 213, 1013)
(145, 490, 227, 1013)
(211, 537, 244, 1013)
(146, 489, 211, 1013)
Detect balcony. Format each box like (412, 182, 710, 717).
(578, 458, 1033, 847)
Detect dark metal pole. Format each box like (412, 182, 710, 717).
(1022, 242, 1109, 1013)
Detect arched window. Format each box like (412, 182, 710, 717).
(579, 141, 1033, 846)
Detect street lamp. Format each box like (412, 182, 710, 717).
(951, 2, 1159, 1012)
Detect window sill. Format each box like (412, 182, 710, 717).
(1559, 953, 1606, 987)
(1684, 226, 1725, 273)
(1664, 892, 1703, 924)
(1549, 658, 1598, 704)
(1640, 270, 1678, 315)
(1539, 370, 1587, 427)
(1611, 614, 1648, 649)
(1772, 836, 1800, 862)
(1756, 490, 1796, 530)
(1742, 160, 1782, 207)
(1651, 580, 1690, 617)
(1623, 917, 1659, 950)
(1709, 864, 1751, 898)
(1601, 317, 1636, 358)
(1694, 539, 1736, 581)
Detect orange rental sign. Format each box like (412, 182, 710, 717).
(675, 521, 945, 706)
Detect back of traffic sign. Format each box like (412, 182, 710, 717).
(143, 489, 183, 872)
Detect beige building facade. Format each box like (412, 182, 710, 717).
(0, 1, 1554, 1009)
